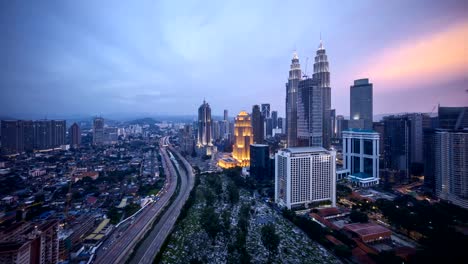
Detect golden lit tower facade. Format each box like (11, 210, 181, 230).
(233, 111, 254, 167)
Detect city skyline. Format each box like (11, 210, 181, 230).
(1, 0, 467, 118)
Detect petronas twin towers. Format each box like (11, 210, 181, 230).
(286, 40, 332, 149)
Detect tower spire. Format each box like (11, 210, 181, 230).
(318, 33, 324, 50)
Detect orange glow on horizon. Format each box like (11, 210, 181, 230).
(359, 21, 468, 90)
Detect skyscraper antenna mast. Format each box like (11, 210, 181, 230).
(303, 57, 309, 78)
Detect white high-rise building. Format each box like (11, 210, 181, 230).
(435, 130, 468, 209)
(275, 147, 336, 209)
(342, 129, 380, 187)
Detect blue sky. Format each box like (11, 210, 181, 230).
(0, 0, 466, 119)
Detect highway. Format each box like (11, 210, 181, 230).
(129, 141, 195, 264)
(93, 137, 178, 264)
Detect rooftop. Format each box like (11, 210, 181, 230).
(251, 144, 269, 147)
(343, 223, 391, 237)
(343, 128, 377, 134)
(283, 146, 328, 154)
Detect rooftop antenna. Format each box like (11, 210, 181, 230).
(302, 57, 309, 78)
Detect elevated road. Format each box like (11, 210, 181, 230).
(93, 137, 177, 264)
(129, 142, 195, 264)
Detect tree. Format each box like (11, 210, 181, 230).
(200, 206, 220, 239)
(227, 181, 239, 204)
(261, 223, 280, 258)
(350, 210, 369, 223)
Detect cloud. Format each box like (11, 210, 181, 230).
(359, 20, 468, 90)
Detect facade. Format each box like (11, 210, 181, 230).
(342, 129, 380, 187)
(250, 144, 271, 181)
(286, 51, 302, 147)
(93, 117, 105, 146)
(435, 130, 468, 209)
(438, 106, 468, 129)
(0, 220, 59, 264)
(275, 147, 336, 209)
(212, 121, 220, 141)
(423, 128, 436, 193)
(297, 78, 323, 147)
(180, 124, 194, 155)
(330, 109, 336, 139)
(1, 120, 65, 155)
(271, 111, 278, 129)
(222, 109, 229, 139)
(261, 104, 270, 119)
(277, 117, 284, 129)
(313, 41, 332, 149)
(406, 113, 431, 164)
(349, 79, 373, 130)
(69, 123, 81, 147)
(335, 115, 347, 139)
(251, 105, 264, 144)
(383, 115, 411, 182)
(265, 117, 273, 138)
(34, 120, 66, 150)
(1, 120, 24, 155)
(104, 127, 118, 144)
(232, 111, 254, 167)
(197, 100, 213, 147)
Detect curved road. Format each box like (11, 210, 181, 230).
(130, 144, 195, 264)
(93, 137, 178, 264)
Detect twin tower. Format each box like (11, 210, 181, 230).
(286, 40, 332, 149)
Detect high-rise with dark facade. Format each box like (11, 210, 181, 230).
(271, 111, 278, 129)
(197, 100, 213, 147)
(69, 123, 81, 147)
(1, 120, 65, 154)
(93, 117, 105, 146)
(286, 51, 302, 147)
(265, 117, 273, 138)
(51, 120, 66, 147)
(313, 41, 332, 149)
(1, 120, 24, 155)
(438, 106, 468, 129)
(277, 117, 284, 130)
(349, 79, 373, 130)
(330, 109, 336, 139)
(336, 115, 348, 139)
(261, 104, 270, 119)
(383, 115, 411, 183)
(297, 77, 323, 147)
(251, 105, 264, 144)
(250, 144, 271, 182)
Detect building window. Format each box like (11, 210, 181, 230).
(353, 139, 360, 154)
(364, 139, 373, 155)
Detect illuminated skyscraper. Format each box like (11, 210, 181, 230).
(232, 111, 253, 167)
(197, 99, 213, 147)
(286, 51, 302, 147)
(313, 40, 332, 149)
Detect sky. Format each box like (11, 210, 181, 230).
(0, 0, 467, 119)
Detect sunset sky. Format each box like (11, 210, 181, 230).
(0, 0, 466, 119)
